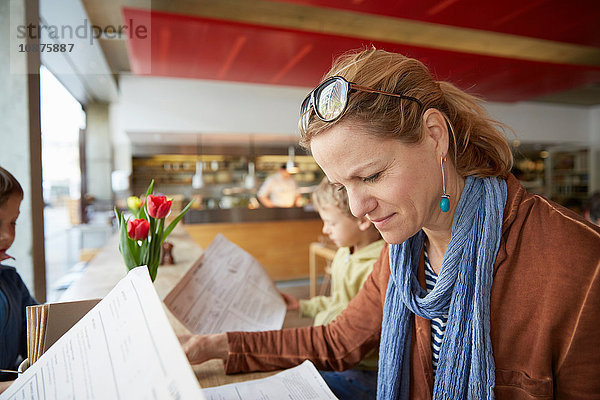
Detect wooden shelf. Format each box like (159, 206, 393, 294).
(130, 154, 325, 202)
(547, 147, 590, 208)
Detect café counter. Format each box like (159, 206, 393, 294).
(182, 214, 324, 281)
(183, 206, 319, 224)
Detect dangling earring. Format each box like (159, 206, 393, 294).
(440, 156, 450, 212)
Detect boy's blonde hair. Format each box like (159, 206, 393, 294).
(311, 177, 354, 219)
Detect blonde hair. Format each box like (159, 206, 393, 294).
(300, 48, 513, 178)
(311, 177, 354, 218)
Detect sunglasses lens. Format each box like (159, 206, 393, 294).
(300, 95, 313, 133)
(315, 78, 349, 122)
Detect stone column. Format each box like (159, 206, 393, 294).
(85, 101, 113, 205)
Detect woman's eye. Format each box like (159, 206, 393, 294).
(363, 172, 381, 183)
(335, 185, 345, 192)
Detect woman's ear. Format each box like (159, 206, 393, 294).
(422, 108, 449, 156)
(356, 216, 372, 232)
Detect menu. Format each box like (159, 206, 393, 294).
(164, 234, 286, 334)
(202, 360, 338, 400)
(0, 266, 205, 400)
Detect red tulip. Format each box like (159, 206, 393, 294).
(146, 195, 172, 219)
(127, 218, 150, 240)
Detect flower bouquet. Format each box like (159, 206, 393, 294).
(114, 180, 193, 281)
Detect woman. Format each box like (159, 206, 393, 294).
(180, 49, 600, 399)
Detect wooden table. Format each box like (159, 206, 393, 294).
(59, 226, 283, 388)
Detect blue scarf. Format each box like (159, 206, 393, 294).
(377, 176, 507, 400)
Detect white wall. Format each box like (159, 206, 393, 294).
(115, 75, 598, 143)
(117, 75, 307, 135)
(110, 75, 600, 183)
(485, 102, 592, 144)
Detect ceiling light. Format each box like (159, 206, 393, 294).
(192, 134, 204, 188)
(286, 145, 299, 174)
(244, 161, 256, 189)
(192, 161, 204, 189)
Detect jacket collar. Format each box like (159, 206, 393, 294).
(501, 174, 525, 235)
(491, 173, 525, 275)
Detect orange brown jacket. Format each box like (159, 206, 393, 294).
(225, 175, 600, 399)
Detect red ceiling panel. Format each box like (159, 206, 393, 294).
(123, 7, 600, 103)
(276, 0, 600, 47)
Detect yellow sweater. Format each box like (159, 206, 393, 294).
(299, 239, 385, 370)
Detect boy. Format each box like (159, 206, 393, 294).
(0, 166, 37, 386)
(584, 191, 600, 226)
(282, 177, 384, 399)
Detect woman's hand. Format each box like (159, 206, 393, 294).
(178, 333, 228, 365)
(281, 292, 300, 311)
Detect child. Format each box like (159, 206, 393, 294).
(583, 191, 600, 226)
(282, 177, 384, 399)
(0, 166, 37, 383)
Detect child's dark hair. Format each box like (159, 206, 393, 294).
(0, 166, 24, 206)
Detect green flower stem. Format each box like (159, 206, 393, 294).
(156, 218, 164, 261)
(162, 200, 194, 243)
(145, 217, 163, 281)
(140, 238, 148, 266)
(147, 217, 157, 267)
(157, 218, 164, 252)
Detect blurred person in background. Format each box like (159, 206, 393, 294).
(257, 164, 302, 208)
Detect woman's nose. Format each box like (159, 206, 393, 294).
(347, 188, 376, 219)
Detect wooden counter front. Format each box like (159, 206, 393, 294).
(184, 219, 323, 281)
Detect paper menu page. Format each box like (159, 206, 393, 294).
(164, 234, 286, 334)
(202, 360, 338, 400)
(1, 266, 205, 400)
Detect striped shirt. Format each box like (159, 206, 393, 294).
(424, 248, 448, 375)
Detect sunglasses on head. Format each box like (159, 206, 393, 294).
(300, 76, 423, 134)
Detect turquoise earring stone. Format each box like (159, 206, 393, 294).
(440, 196, 450, 212)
